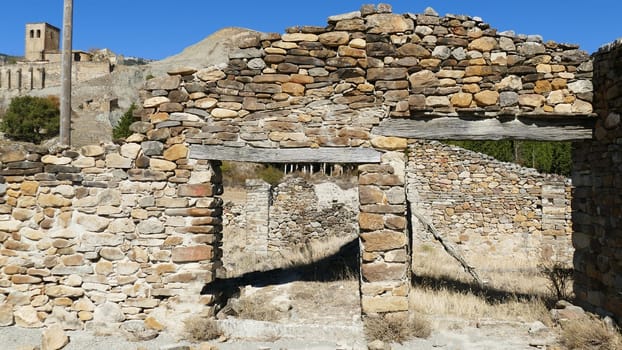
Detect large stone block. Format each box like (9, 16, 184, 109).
(172, 246, 214, 263)
(360, 230, 407, 251)
(361, 295, 409, 313)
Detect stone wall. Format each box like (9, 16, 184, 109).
(0, 2, 606, 328)
(0, 139, 222, 333)
(0, 60, 111, 91)
(222, 176, 359, 260)
(572, 39, 622, 321)
(140, 4, 593, 154)
(407, 140, 572, 264)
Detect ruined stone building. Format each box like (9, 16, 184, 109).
(0, 4, 620, 333)
(0, 22, 111, 91)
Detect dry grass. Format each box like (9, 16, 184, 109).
(560, 316, 622, 350)
(410, 286, 552, 325)
(411, 243, 555, 325)
(224, 235, 359, 280)
(183, 316, 222, 342)
(413, 243, 550, 295)
(364, 314, 432, 343)
(233, 297, 283, 322)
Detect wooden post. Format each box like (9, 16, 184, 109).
(60, 0, 73, 146)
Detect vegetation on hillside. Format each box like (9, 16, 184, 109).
(446, 140, 572, 176)
(0, 53, 20, 65)
(0, 95, 60, 144)
(112, 103, 137, 140)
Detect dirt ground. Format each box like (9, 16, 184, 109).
(0, 279, 563, 350)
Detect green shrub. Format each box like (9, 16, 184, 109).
(258, 165, 284, 186)
(112, 103, 136, 140)
(0, 95, 59, 143)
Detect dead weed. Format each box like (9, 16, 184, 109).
(364, 314, 432, 343)
(183, 316, 222, 342)
(560, 315, 622, 350)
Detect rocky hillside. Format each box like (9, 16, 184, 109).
(0, 27, 259, 146)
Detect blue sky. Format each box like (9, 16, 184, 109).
(1, 1, 619, 60)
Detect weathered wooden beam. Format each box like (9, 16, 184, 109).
(189, 145, 383, 163)
(372, 115, 596, 141)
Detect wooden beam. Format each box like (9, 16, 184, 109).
(189, 145, 383, 163)
(372, 115, 596, 141)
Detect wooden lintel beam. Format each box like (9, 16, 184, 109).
(189, 145, 383, 163)
(372, 116, 596, 141)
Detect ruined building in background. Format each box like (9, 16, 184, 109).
(0, 22, 113, 91)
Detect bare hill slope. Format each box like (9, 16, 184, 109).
(146, 27, 260, 76)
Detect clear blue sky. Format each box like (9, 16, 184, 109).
(1, 1, 619, 60)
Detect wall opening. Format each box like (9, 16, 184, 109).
(407, 139, 574, 318)
(215, 160, 362, 325)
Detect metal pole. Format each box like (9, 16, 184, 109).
(60, 0, 73, 146)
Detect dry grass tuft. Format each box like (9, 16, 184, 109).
(364, 314, 432, 343)
(560, 316, 622, 350)
(183, 316, 222, 342)
(233, 297, 282, 322)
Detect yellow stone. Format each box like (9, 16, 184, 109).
(163, 144, 188, 161)
(474, 90, 499, 106)
(20, 181, 39, 196)
(145, 316, 165, 331)
(451, 93, 473, 108)
(371, 136, 407, 150)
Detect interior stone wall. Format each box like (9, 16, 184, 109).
(407, 140, 572, 264)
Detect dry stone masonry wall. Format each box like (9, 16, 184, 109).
(141, 4, 593, 154)
(407, 140, 572, 264)
(222, 177, 358, 260)
(0, 62, 112, 91)
(2, 2, 617, 329)
(572, 39, 622, 321)
(0, 139, 223, 332)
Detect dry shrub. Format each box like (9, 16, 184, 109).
(183, 316, 222, 342)
(561, 316, 622, 350)
(539, 261, 574, 301)
(364, 314, 431, 343)
(234, 298, 282, 322)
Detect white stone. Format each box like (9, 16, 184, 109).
(567, 80, 593, 94)
(547, 90, 565, 105)
(554, 104, 572, 113)
(41, 155, 72, 165)
(42, 324, 69, 350)
(94, 302, 126, 323)
(196, 67, 226, 82)
(137, 217, 165, 234)
(143, 96, 170, 108)
(120, 143, 141, 159)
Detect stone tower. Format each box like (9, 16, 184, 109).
(25, 22, 60, 61)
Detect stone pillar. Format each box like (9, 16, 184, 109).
(27, 67, 33, 90)
(244, 179, 270, 257)
(15, 68, 21, 90)
(358, 151, 410, 321)
(540, 181, 573, 262)
(38, 67, 46, 89)
(5, 69, 11, 90)
(572, 39, 622, 322)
